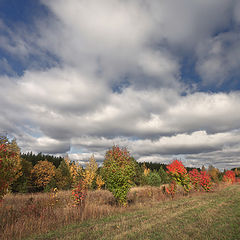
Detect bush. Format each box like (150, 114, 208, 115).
(166, 160, 191, 193)
(223, 170, 235, 184)
(101, 146, 136, 206)
(199, 171, 212, 191)
(189, 169, 212, 191)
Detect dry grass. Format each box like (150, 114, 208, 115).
(0, 189, 120, 240)
(0, 183, 225, 240)
(30, 184, 240, 240)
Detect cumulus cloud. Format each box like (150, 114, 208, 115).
(0, 0, 240, 169)
(68, 130, 240, 169)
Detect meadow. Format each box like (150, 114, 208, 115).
(1, 183, 240, 240)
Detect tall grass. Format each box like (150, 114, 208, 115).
(0, 183, 222, 240)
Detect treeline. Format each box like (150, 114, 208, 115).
(138, 161, 201, 172)
(10, 154, 82, 193)
(1, 134, 240, 200)
(9, 151, 240, 194)
(21, 152, 64, 168)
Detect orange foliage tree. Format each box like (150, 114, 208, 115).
(31, 160, 56, 189)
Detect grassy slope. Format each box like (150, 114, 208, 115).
(27, 185, 240, 240)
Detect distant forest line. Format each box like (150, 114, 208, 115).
(21, 152, 239, 172)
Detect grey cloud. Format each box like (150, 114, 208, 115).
(66, 130, 240, 169)
(196, 32, 240, 86)
(148, 0, 233, 47)
(0, 0, 240, 170)
(0, 58, 15, 76)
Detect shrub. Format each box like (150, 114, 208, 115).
(189, 169, 202, 191)
(72, 179, 87, 207)
(101, 145, 136, 206)
(223, 170, 235, 184)
(199, 171, 212, 191)
(164, 181, 176, 199)
(166, 160, 191, 193)
(189, 169, 212, 192)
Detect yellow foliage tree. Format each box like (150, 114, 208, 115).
(207, 165, 220, 183)
(96, 175, 104, 190)
(55, 155, 83, 189)
(69, 160, 83, 185)
(84, 155, 98, 189)
(143, 163, 150, 176)
(31, 160, 56, 189)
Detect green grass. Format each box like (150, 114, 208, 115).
(26, 185, 240, 240)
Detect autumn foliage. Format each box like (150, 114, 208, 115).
(72, 179, 87, 207)
(96, 175, 105, 190)
(101, 146, 136, 205)
(166, 160, 191, 192)
(223, 170, 235, 184)
(189, 169, 212, 191)
(31, 160, 56, 189)
(164, 181, 176, 199)
(84, 155, 98, 189)
(0, 136, 22, 200)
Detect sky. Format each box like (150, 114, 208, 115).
(0, 0, 240, 170)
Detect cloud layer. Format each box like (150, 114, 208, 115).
(0, 0, 240, 169)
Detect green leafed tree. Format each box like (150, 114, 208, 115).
(158, 166, 170, 184)
(147, 170, 162, 186)
(101, 146, 136, 206)
(11, 158, 33, 193)
(55, 158, 73, 190)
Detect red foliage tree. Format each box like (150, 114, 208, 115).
(0, 136, 22, 200)
(223, 170, 235, 184)
(166, 160, 190, 192)
(189, 169, 211, 192)
(199, 171, 212, 191)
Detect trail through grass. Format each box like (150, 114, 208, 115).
(28, 184, 240, 240)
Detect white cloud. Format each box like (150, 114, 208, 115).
(67, 129, 240, 169)
(0, 0, 240, 169)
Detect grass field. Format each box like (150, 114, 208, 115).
(23, 184, 240, 240)
(1, 184, 239, 240)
